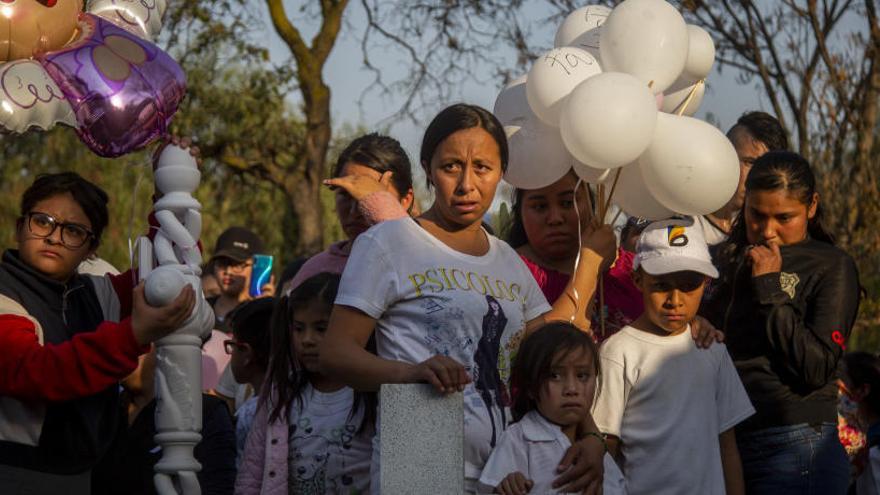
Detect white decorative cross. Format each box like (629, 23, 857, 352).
(137, 144, 214, 495)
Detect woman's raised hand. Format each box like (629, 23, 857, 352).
(747, 242, 782, 277)
(406, 355, 471, 394)
(582, 224, 618, 271)
(324, 171, 394, 202)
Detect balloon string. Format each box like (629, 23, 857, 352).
(603, 169, 623, 217)
(610, 207, 625, 227)
(594, 168, 627, 339)
(569, 177, 586, 327)
(127, 155, 150, 285)
(583, 178, 595, 228)
(599, 269, 606, 340)
(677, 79, 705, 116)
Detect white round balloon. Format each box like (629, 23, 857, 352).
(612, 163, 675, 220)
(505, 117, 573, 189)
(572, 160, 611, 184)
(560, 72, 658, 169)
(554, 5, 612, 56)
(661, 77, 705, 116)
(682, 25, 715, 81)
(493, 74, 530, 126)
(599, 0, 689, 94)
(526, 47, 602, 127)
(639, 113, 740, 215)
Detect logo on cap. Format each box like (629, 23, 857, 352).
(667, 225, 688, 247)
(233, 241, 250, 250)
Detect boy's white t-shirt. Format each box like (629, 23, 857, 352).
(336, 218, 552, 481)
(478, 410, 626, 495)
(592, 325, 754, 495)
(287, 383, 373, 494)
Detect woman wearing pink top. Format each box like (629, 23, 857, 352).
(505, 171, 642, 341)
(506, 171, 719, 344)
(236, 133, 413, 495)
(285, 134, 414, 293)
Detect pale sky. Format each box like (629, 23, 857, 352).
(258, 1, 802, 214)
(262, 2, 772, 156)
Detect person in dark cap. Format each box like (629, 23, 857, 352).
(204, 227, 274, 414)
(207, 227, 270, 332)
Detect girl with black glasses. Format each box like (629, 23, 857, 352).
(0, 172, 196, 494)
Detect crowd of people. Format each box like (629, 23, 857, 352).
(0, 103, 874, 495)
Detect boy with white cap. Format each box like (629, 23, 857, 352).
(591, 218, 754, 495)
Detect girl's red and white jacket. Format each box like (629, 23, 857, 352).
(0, 249, 147, 475)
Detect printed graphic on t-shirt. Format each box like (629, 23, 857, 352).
(288, 415, 360, 494)
(414, 271, 527, 449)
(473, 295, 510, 447)
(337, 219, 553, 477)
(406, 266, 527, 302)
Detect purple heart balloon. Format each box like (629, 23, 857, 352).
(38, 14, 186, 158)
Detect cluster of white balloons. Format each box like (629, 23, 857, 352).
(495, 0, 740, 219)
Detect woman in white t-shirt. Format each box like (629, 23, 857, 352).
(321, 104, 616, 494)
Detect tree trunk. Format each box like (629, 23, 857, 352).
(292, 72, 332, 256)
(287, 173, 324, 256)
(264, 0, 346, 257)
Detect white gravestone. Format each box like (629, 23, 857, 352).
(379, 384, 464, 494)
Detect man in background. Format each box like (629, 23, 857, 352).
(695, 111, 789, 246)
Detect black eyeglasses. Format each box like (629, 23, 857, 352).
(214, 258, 253, 273)
(23, 212, 94, 249)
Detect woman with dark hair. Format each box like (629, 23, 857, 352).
(508, 171, 720, 344)
(507, 171, 642, 340)
(703, 151, 860, 495)
(286, 133, 415, 291)
(321, 104, 615, 493)
(0, 172, 196, 493)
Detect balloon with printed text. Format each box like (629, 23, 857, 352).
(526, 46, 602, 127)
(0, 0, 183, 158)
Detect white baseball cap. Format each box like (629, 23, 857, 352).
(633, 217, 719, 278)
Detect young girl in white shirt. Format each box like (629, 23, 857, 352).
(478, 322, 625, 495)
(235, 273, 375, 494)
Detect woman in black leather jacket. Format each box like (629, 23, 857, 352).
(704, 151, 860, 495)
